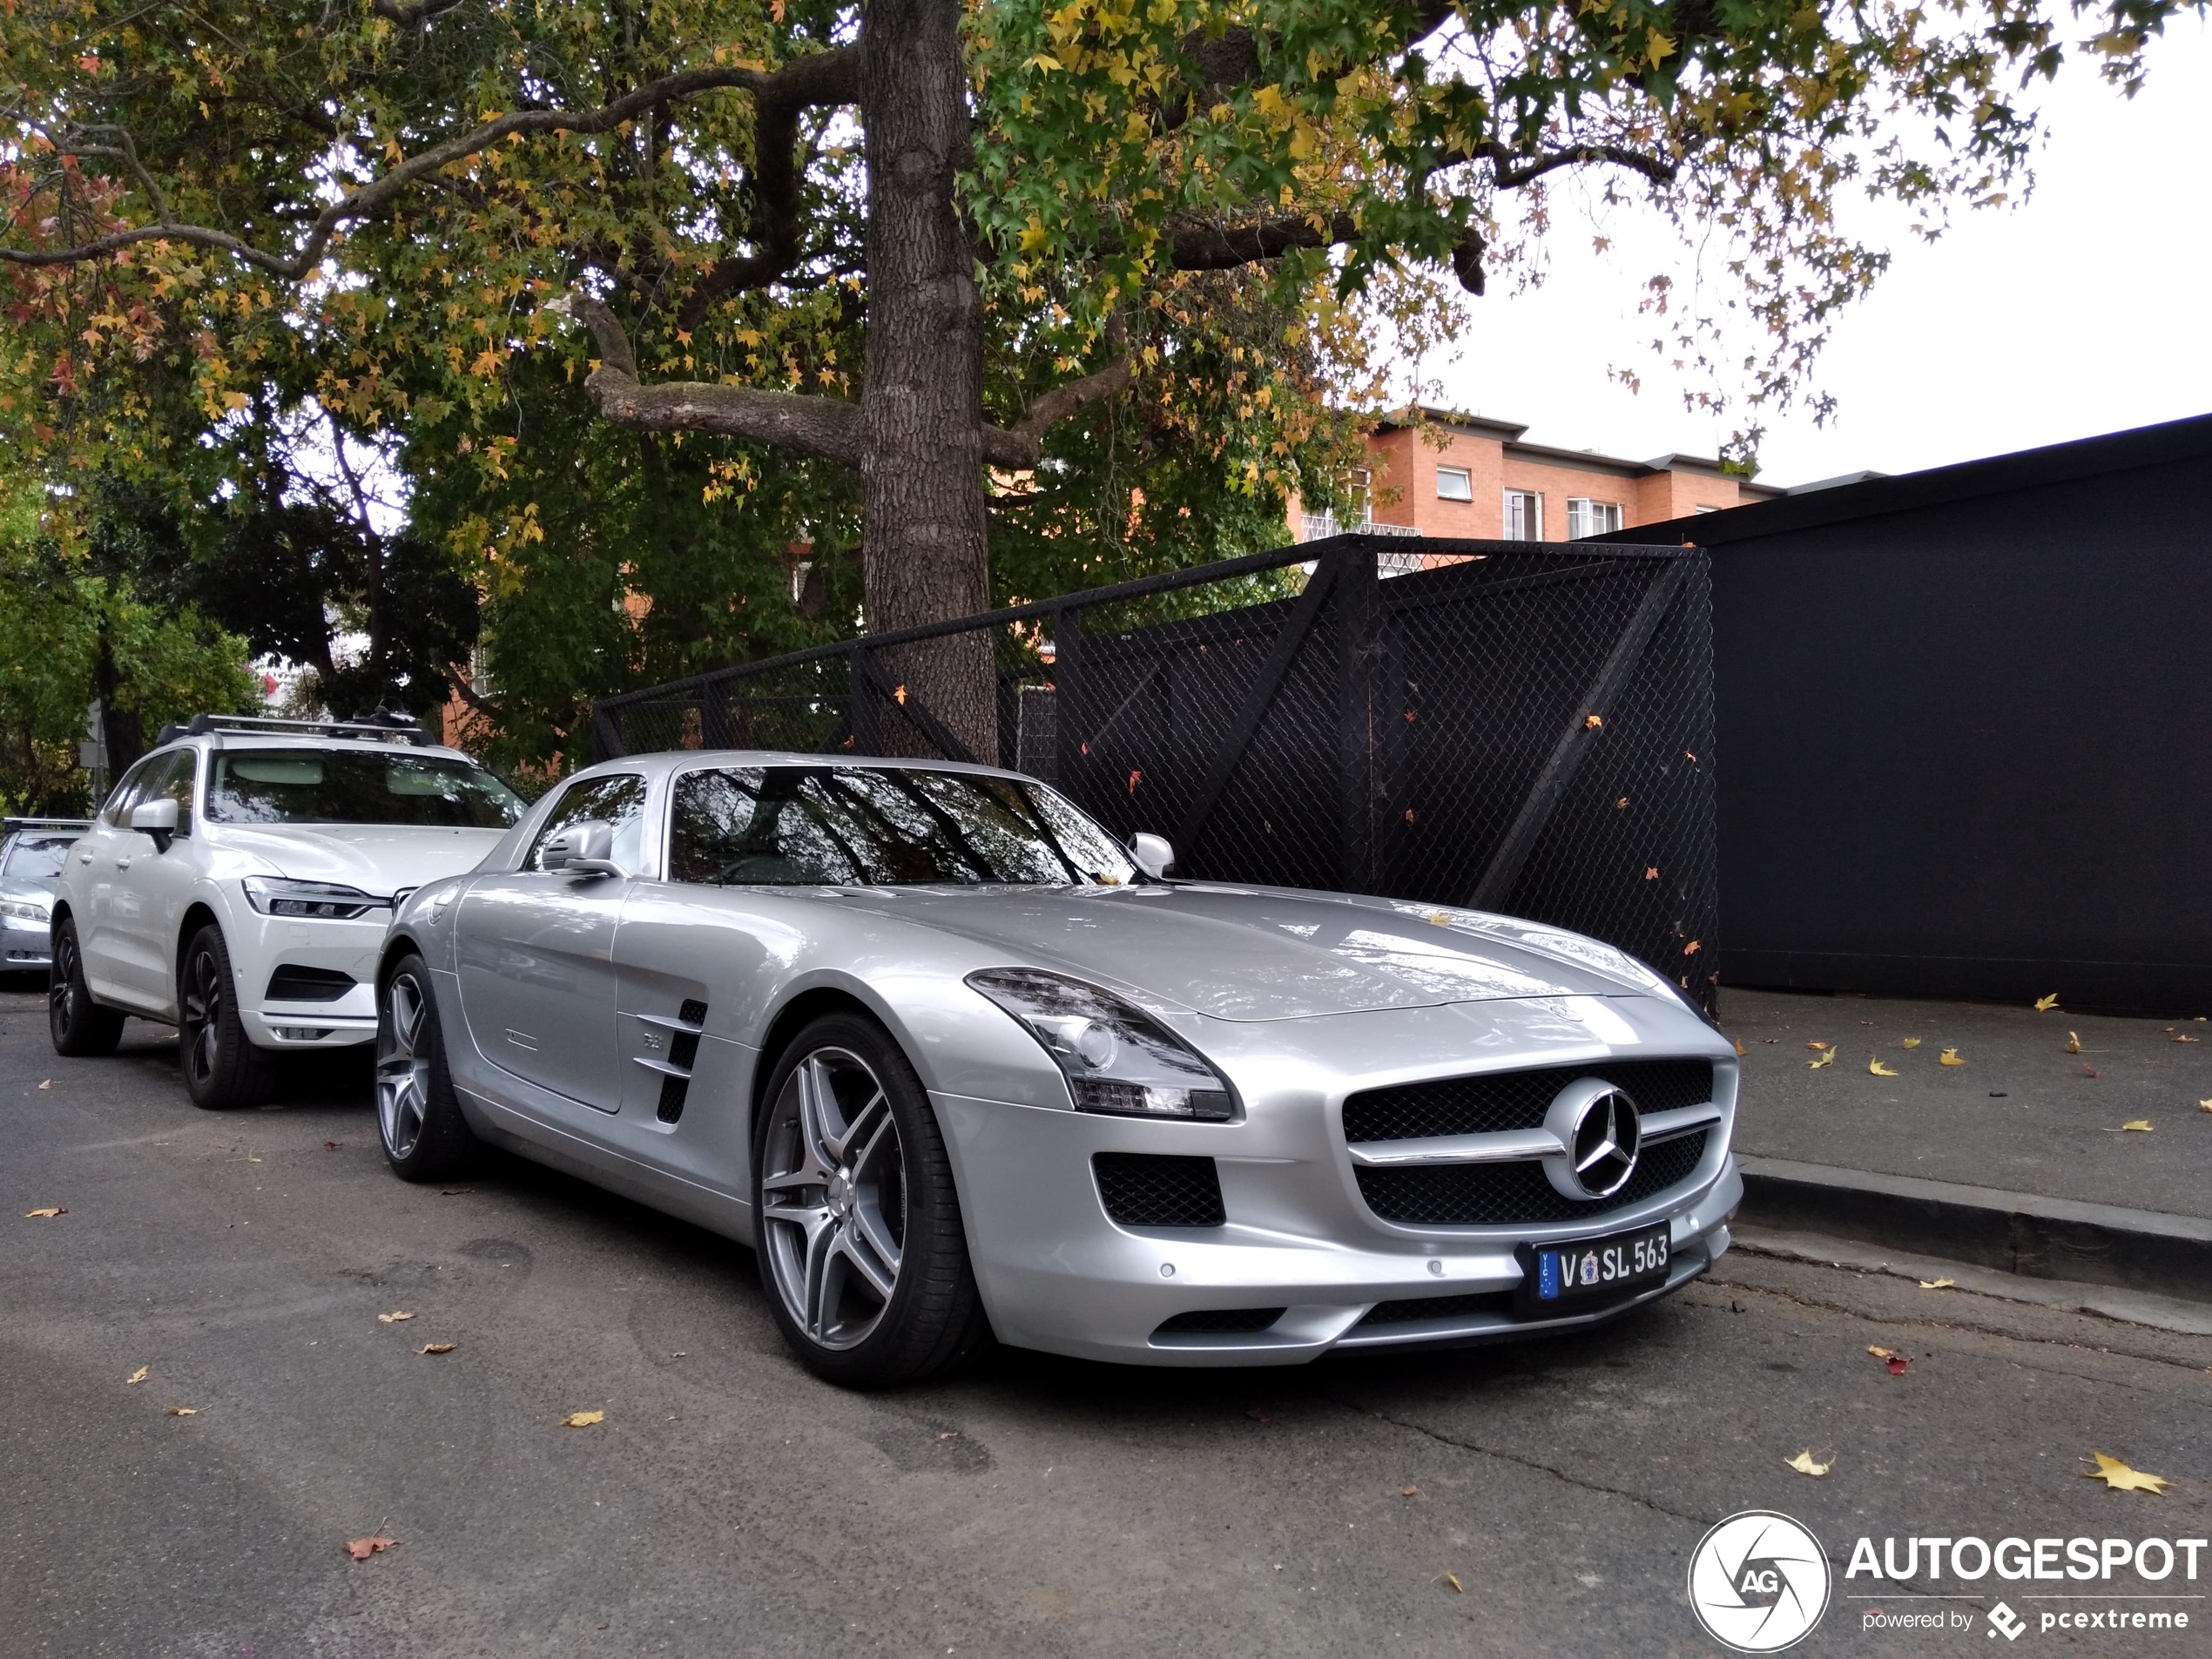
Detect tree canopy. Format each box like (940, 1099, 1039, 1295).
(1, 0, 2192, 763)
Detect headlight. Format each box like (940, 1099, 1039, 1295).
(0, 898, 49, 923)
(240, 877, 387, 921)
(966, 968, 1236, 1121)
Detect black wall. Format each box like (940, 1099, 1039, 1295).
(1614, 413, 2212, 1012)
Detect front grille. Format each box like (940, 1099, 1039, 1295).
(1093, 1153, 1225, 1228)
(1153, 1307, 1285, 1336)
(1344, 1059, 1714, 1143)
(1355, 1130, 1710, 1226)
(1357, 1290, 1515, 1326)
(264, 964, 356, 1003)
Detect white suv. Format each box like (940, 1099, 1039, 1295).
(48, 715, 525, 1108)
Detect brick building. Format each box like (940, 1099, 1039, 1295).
(1294, 408, 1798, 544)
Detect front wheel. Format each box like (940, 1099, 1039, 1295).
(754, 1014, 989, 1388)
(179, 925, 279, 1109)
(375, 955, 480, 1181)
(48, 916, 125, 1057)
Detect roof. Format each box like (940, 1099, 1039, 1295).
(1599, 409, 2212, 545)
(1376, 406, 1787, 494)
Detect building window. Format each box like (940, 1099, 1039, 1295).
(1566, 498, 1624, 539)
(1502, 489, 1542, 541)
(1435, 466, 1473, 502)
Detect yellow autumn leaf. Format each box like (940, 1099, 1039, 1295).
(1869, 1056, 1898, 1076)
(2033, 993, 2060, 1011)
(1806, 1041, 1831, 1050)
(1939, 1049, 1964, 1067)
(562, 1410, 604, 1428)
(1733, 1038, 1747, 1056)
(1027, 51, 1062, 71)
(165, 1406, 198, 1416)
(126, 1366, 148, 1384)
(1918, 1278, 1955, 1290)
(1900, 1038, 1921, 1049)
(1809, 1049, 1836, 1069)
(2121, 1120, 2154, 1132)
(2199, 1099, 2212, 1113)
(24, 1207, 64, 1218)
(1426, 911, 1451, 926)
(418, 1342, 455, 1355)
(377, 1311, 415, 1323)
(2066, 1031, 2082, 1054)
(1440, 1570, 1463, 1593)
(2080, 1453, 2168, 1494)
(1784, 1450, 1833, 1477)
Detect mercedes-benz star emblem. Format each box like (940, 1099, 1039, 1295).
(1541, 1077, 1644, 1200)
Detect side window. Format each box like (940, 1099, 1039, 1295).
(144, 749, 199, 837)
(670, 767, 774, 884)
(101, 754, 163, 826)
(525, 773, 648, 873)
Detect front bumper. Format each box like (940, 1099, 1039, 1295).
(932, 1088, 1742, 1368)
(3, 912, 53, 969)
(226, 907, 387, 1049)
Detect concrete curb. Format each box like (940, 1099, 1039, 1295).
(1735, 1156, 2212, 1305)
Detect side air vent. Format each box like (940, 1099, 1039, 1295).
(264, 964, 356, 1003)
(634, 1002, 708, 1125)
(1092, 1153, 1225, 1228)
(1153, 1307, 1285, 1336)
(1357, 1290, 1516, 1327)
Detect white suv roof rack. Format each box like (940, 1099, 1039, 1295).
(3, 816, 94, 833)
(153, 712, 438, 749)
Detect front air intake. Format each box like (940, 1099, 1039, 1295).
(1092, 1153, 1225, 1228)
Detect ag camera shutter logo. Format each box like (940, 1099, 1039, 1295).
(1687, 1511, 1832, 1651)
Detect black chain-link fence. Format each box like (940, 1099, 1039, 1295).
(593, 536, 1717, 1012)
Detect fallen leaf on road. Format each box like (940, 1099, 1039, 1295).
(1869, 1056, 1898, 1076)
(2082, 1064, 2100, 1078)
(2067, 1032, 2082, 1053)
(2199, 1100, 2212, 1113)
(1785, 1451, 1834, 1477)
(1401, 1485, 1420, 1496)
(1939, 1049, 1964, 1067)
(345, 1535, 401, 1561)
(1918, 1278, 1955, 1290)
(2033, 993, 2060, 1012)
(562, 1410, 604, 1428)
(1900, 1038, 1922, 1049)
(418, 1342, 455, 1355)
(324, 1141, 341, 1150)
(1868, 1346, 1912, 1374)
(2173, 1034, 2199, 1044)
(24, 1207, 64, 1218)
(376, 1311, 415, 1324)
(2080, 1453, 2168, 1494)
(37, 1079, 51, 1089)
(126, 1366, 148, 1384)
(2121, 1120, 2154, 1133)
(165, 1406, 198, 1416)
(1807, 1040, 1832, 1050)
(1733, 1038, 1747, 1056)
(1809, 1049, 1836, 1069)
(1440, 1571, 1464, 1593)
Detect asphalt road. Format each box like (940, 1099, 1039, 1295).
(4, 985, 2209, 1658)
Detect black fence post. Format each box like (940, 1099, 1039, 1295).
(1053, 604, 1084, 787)
(1338, 543, 1381, 894)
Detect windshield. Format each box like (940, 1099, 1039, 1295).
(206, 750, 524, 829)
(670, 765, 1140, 887)
(2, 835, 78, 883)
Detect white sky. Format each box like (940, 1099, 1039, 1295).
(1422, 20, 2212, 488)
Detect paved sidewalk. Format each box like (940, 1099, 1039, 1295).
(1721, 987, 2212, 1221)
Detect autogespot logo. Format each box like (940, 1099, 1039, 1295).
(1688, 1511, 1833, 1652)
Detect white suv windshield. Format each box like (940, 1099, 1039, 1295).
(206, 750, 524, 829)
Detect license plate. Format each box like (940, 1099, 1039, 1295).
(1520, 1224, 1670, 1312)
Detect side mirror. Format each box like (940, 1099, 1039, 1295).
(542, 819, 624, 878)
(131, 798, 179, 853)
(1130, 833, 1175, 880)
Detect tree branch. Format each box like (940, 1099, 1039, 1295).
(1466, 140, 1677, 190)
(981, 351, 1137, 470)
(1, 49, 858, 277)
(371, 0, 469, 26)
(551, 293, 863, 467)
(1164, 211, 1361, 270)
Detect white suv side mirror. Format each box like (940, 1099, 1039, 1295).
(130, 797, 179, 853)
(1130, 833, 1175, 880)
(542, 819, 624, 878)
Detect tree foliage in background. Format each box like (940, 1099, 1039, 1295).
(0, 0, 2195, 767)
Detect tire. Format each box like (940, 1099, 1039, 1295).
(178, 924, 280, 1109)
(375, 954, 481, 1181)
(753, 1013, 990, 1388)
(48, 916, 125, 1057)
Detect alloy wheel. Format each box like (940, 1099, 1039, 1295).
(50, 928, 81, 1030)
(760, 1048, 907, 1352)
(180, 946, 223, 1089)
(377, 973, 434, 1160)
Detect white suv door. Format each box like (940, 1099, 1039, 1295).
(78, 752, 162, 999)
(111, 748, 206, 1012)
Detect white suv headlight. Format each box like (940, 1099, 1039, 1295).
(967, 968, 1237, 1122)
(240, 877, 387, 920)
(0, 898, 49, 922)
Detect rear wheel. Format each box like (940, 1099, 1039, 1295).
(753, 1013, 989, 1388)
(48, 916, 125, 1057)
(179, 925, 279, 1109)
(375, 955, 480, 1181)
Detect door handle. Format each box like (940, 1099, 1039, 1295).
(113, 858, 132, 872)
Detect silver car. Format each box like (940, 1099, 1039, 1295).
(374, 752, 1740, 1386)
(2, 819, 90, 973)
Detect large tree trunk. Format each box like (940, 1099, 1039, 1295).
(856, 0, 998, 764)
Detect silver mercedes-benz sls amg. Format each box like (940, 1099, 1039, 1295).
(373, 751, 1740, 1386)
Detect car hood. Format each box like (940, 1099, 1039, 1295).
(844, 883, 1681, 1020)
(210, 824, 504, 894)
(0, 876, 57, 904)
